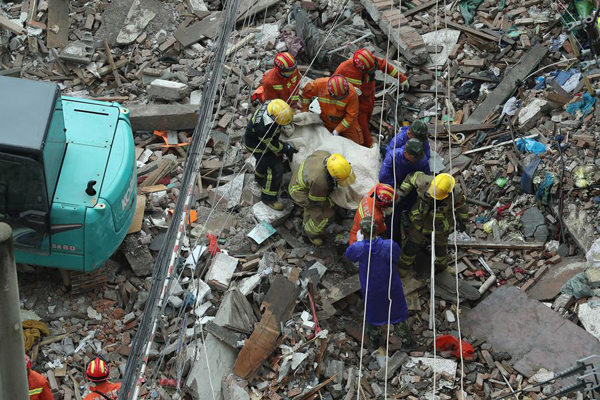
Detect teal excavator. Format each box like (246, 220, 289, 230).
(0, 76, 136, 272)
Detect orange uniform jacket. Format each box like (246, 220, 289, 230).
(300, 77, 363, 145)
(334, 58, 405, 111)
(83, 382, 122, 400)
(28, 370, 53, 400)
(349, 187, 387, 245)
(261, 68, 301, 107)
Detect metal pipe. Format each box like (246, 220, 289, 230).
(0, 223, 29, 400)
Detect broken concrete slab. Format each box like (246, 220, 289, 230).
(205, 253, 238, 291)
(174, 12, 223, 47)
(122, 234, 154, 277)
(147, 79, 189, 101)
(577, 301, 600, 340)
(466, 44, 548, 124)
(561, 203, 597, 253)
(209, 174, 245, 210)
(521, 206, 549, 242)
(528, 258, 587, 301)
(250, 200, 293, 227)
(462, 285, 600, 377)
(222, 373, 250, 400)
(59, 32, 94, 64)
(191, 206, 239, 236)
(127, 104, 199, 132)
(518, 98, 549, 130)
(116, 0, 157, 45)
(435, 270, 481, 301)
(421, 29, 461, 68)
(185, 333, 238, 400)
(205, 321, 245, 349)
(213, 288, 257, 335)
(375, 351, 408, 381)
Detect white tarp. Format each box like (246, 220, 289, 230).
(281, 113, 379, 210)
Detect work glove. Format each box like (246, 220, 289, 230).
(356, 229, 364, 242)
(332, 130, 339, 137)
(283, 143, 298, 160)
(400, 79, 410, 91)
(354, 87, 362, 96)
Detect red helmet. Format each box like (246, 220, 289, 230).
(353, 48, 377, 71)
(86, 357, 110, 382)
(327, 75, 350, 99)
(25, 354, 32, 370)
(375, 183, 396, 207)
(274, 52, 297, 75)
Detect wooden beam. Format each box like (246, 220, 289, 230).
(47, 0, 70, 48)
(103, 40, 122, 86)
(455, 241, 545, 250)
(0, 14, 25, 35)
(404, 0, 438, 17)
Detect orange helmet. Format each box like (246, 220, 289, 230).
(86, 357, 110, 382)
(25, 354, 32, 370)
(375, 183, 397, 207)
(353, 48, 377, 71)
(327, 75, 350, 99)
(273, 52, 297, 76)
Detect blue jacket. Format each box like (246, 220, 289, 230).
(379, 145, 431, 187)
(345, 237, 408, 326)
(387, 126, 431, 159)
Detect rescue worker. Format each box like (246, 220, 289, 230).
(349, 183, 396, 245)
(245, 99, 296, 210)
(396, 172, 469, 275)
(345, 217, 409, 350)
(25, 354, 53, 400)
(300, 75, 363, 145)
(379, 138, 430, 188)
(84, 357, 121, 400)
(289, 151, 356, 246)
(335, 48, 409, 147)
(255, 52, 301, 107)
(387, 120, 430, 158)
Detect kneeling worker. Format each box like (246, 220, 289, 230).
(396, 172, 469, 275)
(245, 99, 296, 210)
(289, 151, 355, 245)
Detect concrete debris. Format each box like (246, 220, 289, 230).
(148, 79, 189, 101)
(206, 253, 239, 291)
(250, 201, 293, 227)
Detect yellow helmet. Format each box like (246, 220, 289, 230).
(326, 153, 356, 188)
(428, 173, 455, 200)
(267, 99, 293, 126)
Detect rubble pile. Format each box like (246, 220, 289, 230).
(6, 0, 600, 399)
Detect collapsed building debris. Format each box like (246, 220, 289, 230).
(5, 0, 600, 398)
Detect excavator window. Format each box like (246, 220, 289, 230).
(0, 152, 49, 251)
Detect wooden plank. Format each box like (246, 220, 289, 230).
(466, 43, 548, 123)
(404, 0, 438, 17)
(139, 158, 176, 188)
(47, 0, 69, 48)
(103, 40, 122, 86)
(455, 241, 545, 250)
(323, 274, 361, 303)
(443, 20, 502, 42)
(0, 14, 25, 35)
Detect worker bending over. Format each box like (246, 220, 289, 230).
(387, 120, 430, 158)
(83, 357, 121, 400)
(245, 99, 296, 210)
(255, 52, 301, 107)
(396, 172, 469, 276)
(345, 217, 409, 350)
(289, 151, 355, 245)
(300, 75, 363, 145)
(379, 138, 430, 188)
(349, 183, 396, 245)
(26, 355, 53, 400)
(335, 48, 409, 147)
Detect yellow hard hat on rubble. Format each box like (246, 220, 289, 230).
(326, 153, 356, 187)
(267, 99, 294, 126)
(428, 173, 455, 200)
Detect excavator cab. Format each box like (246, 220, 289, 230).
(0, 76, 137, 272)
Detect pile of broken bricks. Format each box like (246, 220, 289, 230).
(6, 0, 600, 399)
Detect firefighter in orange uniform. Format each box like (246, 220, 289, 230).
(255, 52, 301, 107)
(83, 357, 121, 400)
(26, 355, 53, 400)
(300, 74, 363, 145)
(349, 183, 397, 245)
(335, 48, 409, 147)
